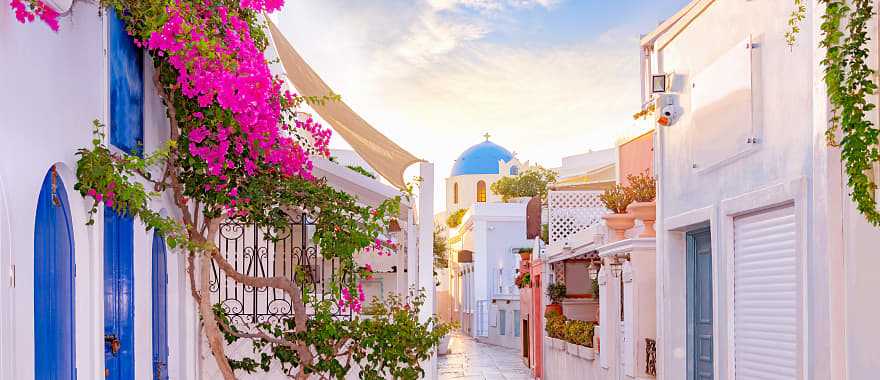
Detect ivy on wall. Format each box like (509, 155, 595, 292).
(791, 0, 880, 226)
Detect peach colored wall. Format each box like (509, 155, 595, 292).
(618, 131, 654, 185)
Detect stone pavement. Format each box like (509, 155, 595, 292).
(438, 333, 534, 380)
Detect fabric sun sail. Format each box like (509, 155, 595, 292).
(267, 19, 421, 190)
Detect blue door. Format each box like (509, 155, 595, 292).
(151, 233, 169, 380)
(34, 168, 76, 380)
(687, 228, 713, 380)
(104, 207, 135, 380)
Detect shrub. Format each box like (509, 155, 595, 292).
(547, 282, 567, 304)
(446, 209, 467, 228)
(565, 320, 595, 347)
(545, 310, 566, 339)
(490, 166, 558, 202)
(625, 171, 656, 202)
(600, 184, 634, 213)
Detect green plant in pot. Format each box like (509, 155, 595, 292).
(546, 282, 567, 315)
(625, 171, 657, 238)
(600, 184, 635, 241)
(518, 247, 533, 261)
(515, 272, 531, 289)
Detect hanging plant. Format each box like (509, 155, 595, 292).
(789, 0, 880, 227)
(819, 0, 880, 226)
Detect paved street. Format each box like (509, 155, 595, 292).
(438, 333, 534, 380)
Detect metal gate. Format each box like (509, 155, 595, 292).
(209, 212, 351, 324)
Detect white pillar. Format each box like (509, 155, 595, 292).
(406, 209, 418, 290)
(418, 162, 435, 321)
(417, 162, 436, 380)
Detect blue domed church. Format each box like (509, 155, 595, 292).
(445, 135, 529, 214)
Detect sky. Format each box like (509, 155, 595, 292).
(276, 0, 691, 212)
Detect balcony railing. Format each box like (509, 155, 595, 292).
(547, 190, 607, 244)
(646, 338, 657, 376)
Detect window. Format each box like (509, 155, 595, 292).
(109, 9, 144, 156)
(498, 310, 507, 336)
(510, 166, 519, 175)
(453, 182, 459, 204)
(476, 180, 486, 202)
(513, 310, 521, 337)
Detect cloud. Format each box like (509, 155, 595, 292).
(276, 0, 643, 210)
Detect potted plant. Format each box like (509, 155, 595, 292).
(600, 184, 635, 241)
(625, 171, 657, 237)
(544, 309, 566, 349)
(546, 282, 567, 315)
(515, 272, 531, 289)
(517, 247, 533, 261)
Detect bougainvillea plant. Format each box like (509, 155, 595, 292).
(11, 0, 448, 378)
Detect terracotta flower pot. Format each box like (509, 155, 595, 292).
(602, 213, 635, 241)
(545, 303, 563, 316)
(627, 201, 657, 238)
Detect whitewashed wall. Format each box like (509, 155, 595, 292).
(651, 1, 815, 377)
(649, 1, 880, 379)
(0, 2, 198, 379)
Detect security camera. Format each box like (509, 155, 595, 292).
(657, 105, 680, 126)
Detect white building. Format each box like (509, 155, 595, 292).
(447, 203, 530, 350)
(642, 1, 880, 379)
(0, 3, 434, 380)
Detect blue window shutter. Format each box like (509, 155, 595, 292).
(109, 9, 144, 156)
(514, 310, 521, 337)
(499, 310, 506, 336)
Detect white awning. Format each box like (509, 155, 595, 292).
(267, 19, 421, 190)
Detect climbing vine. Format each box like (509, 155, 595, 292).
(790, 0, 880, 226)
(820, 0, 880, 226)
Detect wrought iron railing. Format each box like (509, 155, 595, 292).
(645, 338, 657, 376)
(209, 212, 351, 325)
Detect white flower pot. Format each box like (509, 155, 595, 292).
(577, 345, 595, 360)
(438, 335, 451, 355)
(566, 342, 578, 356)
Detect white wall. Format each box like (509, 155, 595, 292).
(650, 1, 814, 379)
(649, 1, 880, 379)
(0, 3, 197, 379)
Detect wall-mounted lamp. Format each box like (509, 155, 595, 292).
(607, 254, 630, 278)
(651, 74, 668, 94)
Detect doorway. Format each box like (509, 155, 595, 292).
(34, 168, 76, 380)
(686, 228, 713, 380)
(152, 233, 169, 380)
(104, 207, 135, 380)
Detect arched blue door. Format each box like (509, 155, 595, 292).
(151, 233, 169, 380)
(104, 207, 135, 380)
(34, 168, 76, 380)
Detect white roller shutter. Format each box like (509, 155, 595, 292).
(733, 205, 800, 380)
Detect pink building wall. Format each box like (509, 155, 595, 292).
(618, 130, 654, 185)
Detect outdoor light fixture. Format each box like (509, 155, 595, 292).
(651, 74, 668, 93)
(589, 261, 601, 280)
(608, 254, 630, 278)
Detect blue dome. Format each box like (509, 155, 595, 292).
(451, 140, 514, 176)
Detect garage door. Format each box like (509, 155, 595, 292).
(733, 205, 800, 379)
